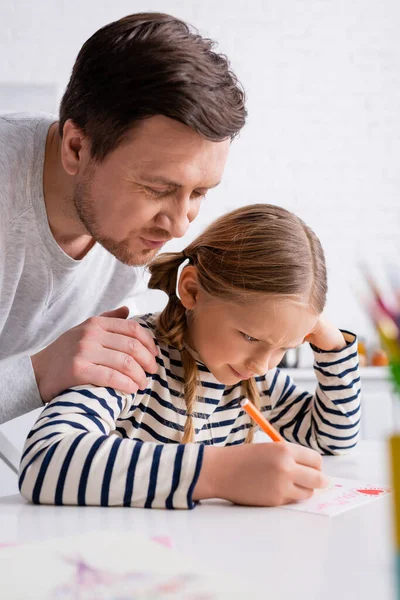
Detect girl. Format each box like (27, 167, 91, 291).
(19, 204, 360, 509)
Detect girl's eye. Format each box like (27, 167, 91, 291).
(240, 331, 258, 342)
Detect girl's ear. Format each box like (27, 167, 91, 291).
(178, 266, 199, 309)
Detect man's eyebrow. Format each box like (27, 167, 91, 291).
(139, 175, 221, 189)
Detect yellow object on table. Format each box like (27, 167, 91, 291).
(390, 435, 400, 599)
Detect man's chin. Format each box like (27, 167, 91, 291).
(120, 248, 159, 266)
(99, 240, 159, 266)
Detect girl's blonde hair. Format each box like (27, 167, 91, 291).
(148, 204, 327, 444)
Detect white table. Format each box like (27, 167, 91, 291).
(0, 441, 395, 599)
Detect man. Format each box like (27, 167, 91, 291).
(0, 12, 246, 423)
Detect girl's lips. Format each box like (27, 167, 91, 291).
(140, 237, 168, 249)
(229, 366, 252, 380)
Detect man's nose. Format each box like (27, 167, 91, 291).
(168, 194, 201, 239)
(170, 212, 190, 238)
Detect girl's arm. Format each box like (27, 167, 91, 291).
(18, 385, 203, 509)
(256, 325, 361, 455)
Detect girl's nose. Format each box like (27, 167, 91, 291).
(246, 355, 270, 376)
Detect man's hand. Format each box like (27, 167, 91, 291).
(304, 316, 347, 352)
(31, 306, 158, 403)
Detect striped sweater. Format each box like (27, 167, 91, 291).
(19, 314, 361, 509)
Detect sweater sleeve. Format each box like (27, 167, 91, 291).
(256, 331, 361, 455)
(18, 385, 204, 509)
(0, 356, 43, 424)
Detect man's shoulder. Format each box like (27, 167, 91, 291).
(0, 112, 53, 147)
(0, 113, 55, 223)
(0, 111, 55, 128)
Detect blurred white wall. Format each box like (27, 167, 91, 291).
(1, 0, 399, 362)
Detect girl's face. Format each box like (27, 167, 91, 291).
(180, 269, 319, 384)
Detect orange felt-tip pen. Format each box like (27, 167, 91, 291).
(241, 398, 284, 442)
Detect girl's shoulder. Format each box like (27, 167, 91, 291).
(254, 367, 290, 396)
(130, 313, 185, 376)
(131, 312, 159, 337)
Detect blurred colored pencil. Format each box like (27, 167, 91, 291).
(360, 266, 400, 394)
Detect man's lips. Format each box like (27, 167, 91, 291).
(140, 237, 170, 249)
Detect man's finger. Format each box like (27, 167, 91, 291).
(100, 306, 130, 319)
(101, 331, 157, 374)
(97, 316, 158, 357)
(83, 364, 139, 396)
(90, 347, 148, 389)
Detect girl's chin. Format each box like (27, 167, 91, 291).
(200, 362, 241, 385)
(211, 368, 241, 385)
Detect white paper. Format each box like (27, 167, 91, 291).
(282, 476, 391, 516)
(0, 531, 251, 599)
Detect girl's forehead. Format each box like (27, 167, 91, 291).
(212, 295, 319, 344)
(212, 294, 312, 314)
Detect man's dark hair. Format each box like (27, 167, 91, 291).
(59, 12, 247, 160)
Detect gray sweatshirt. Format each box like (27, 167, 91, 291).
(0, 114, 147, 423)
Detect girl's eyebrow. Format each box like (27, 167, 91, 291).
(244, 331, 299, 350)
(265, 338, 300, 350)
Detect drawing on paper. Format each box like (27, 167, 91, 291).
(283, 477, 391, 516)
(51, 555, 215, 600)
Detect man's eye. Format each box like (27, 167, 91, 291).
(145, 187, 170, 197)
(191, 191, 206, 200)
(240, 331, 257, 342)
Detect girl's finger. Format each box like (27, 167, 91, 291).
(289, 484, 315, 503)
(292, 463, 329, 491)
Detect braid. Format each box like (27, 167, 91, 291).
(241, 377, 262, 443)
(148, 252, 199, 443)
(180, 348, 198, 443)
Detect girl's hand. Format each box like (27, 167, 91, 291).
(193, 442, 329, 506)
(304, 316, 347, 352)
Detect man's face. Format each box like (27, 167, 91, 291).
(71, 116, 230, 265)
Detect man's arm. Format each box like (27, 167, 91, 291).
(0, 430, 20, 473)
(1, 306, 158, 425)
(0, 356, 43, 423)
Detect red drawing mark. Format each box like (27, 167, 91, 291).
(356, 487, 386, 496)
(151, 536, 173, 549)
